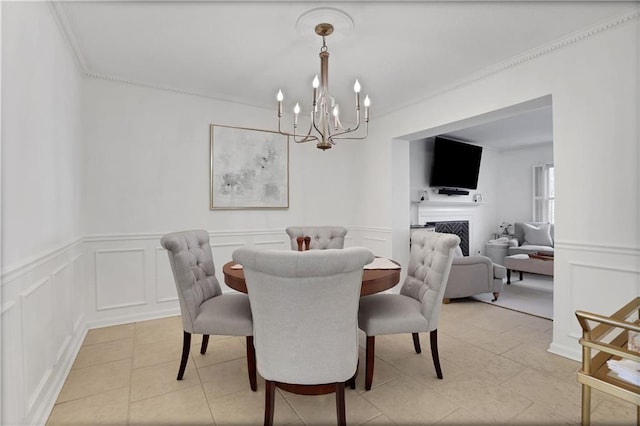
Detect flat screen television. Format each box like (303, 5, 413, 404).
(430, 137, 483, 190)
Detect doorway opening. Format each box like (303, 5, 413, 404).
(392, 95, 555, 319)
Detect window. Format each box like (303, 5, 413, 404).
(533, 163, 554, 223)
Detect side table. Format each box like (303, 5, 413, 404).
(575, 297, 640, 425)
(485, 240, 509, 266)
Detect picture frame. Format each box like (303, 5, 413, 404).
(210, 124, 289, 209)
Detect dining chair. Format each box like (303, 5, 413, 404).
(358, 231, 460, 390)
(233, 246, 374, 426)
(285, 226, 348, 250)
(160, 230, 257, 391)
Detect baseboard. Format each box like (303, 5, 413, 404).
(85, 307, 181, 330)
(548, 341, 581, 362)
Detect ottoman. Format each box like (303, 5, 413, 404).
(503, 254, 554, 284)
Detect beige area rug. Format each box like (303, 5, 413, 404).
(472, 273, 554, 320)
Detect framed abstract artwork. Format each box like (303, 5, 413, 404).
(210, 124, 289, 209)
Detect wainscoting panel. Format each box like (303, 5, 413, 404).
(550, 241, 640, 361)
(350, 227, 393, 258)
(362, 236, 389, 257)
(71, 255, 85, 332)
(95, 248, 146, 311)
(3, 228, 395, 424)
(20, 276, 54, 413)
(2, 301, 25, 425)
(569, 261, 640, 322)
(52, 262, 74, 364)
(1, 240, 85, 426)
(155, 247, 177, 303)
(84, 230, 292, 327)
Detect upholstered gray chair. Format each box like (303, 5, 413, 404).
(285, 226, 348, 250)
(444, 254, 506, 303)
(233, 246, 374, 426)
(358, 231, 460, 390)
(160, 230, 256, 390)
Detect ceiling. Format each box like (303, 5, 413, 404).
(442, 105, 554, 150)
(54, 1, 637, 147)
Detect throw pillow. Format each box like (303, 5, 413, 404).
(523, 223, 553, 247)
(453, 245, 463, 258)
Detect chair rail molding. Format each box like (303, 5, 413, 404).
(554, 240, 640, 256)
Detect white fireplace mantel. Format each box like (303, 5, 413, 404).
(416, 202, 479, 230)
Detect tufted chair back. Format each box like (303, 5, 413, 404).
(160, 230, 222, 333)
(285, 226, 348, 250)
(400, 231, 460, 330)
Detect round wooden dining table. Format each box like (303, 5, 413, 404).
(222, 260, 401, 296)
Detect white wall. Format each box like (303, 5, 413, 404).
(82, 78, 368, 235)
(368, 9, 639, 360)
(2, 2, 83, 270)
(496, 143, 554, 223)
(1, 2, 85, 425)
(409, 139, 430, 208)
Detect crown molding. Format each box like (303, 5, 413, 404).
(50, 2, 639, 114)
(379, 6, 640, 117)
(49, 1, 272, 109)
(84, 71, 273, 110)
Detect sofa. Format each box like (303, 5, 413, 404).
(508, 222, 554, 256)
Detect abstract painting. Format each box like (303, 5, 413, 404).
(210, 125, 289, 209)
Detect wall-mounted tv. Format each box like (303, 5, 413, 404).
(430, 137, 483, 190)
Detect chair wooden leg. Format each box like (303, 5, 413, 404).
(430, 329, 443, 379)
(347, 375, 356, 390)
(348, 359, 358, 389)
(264, 380, 275, 426)
(365, 336, 375, 391)
(443, 298, 450, 304)
(200, 334, 209, 354)
(412, 332, 422, 354)
(246, 336, 257, 391)
(177, 331, 191, 380)
(492, 292, 499, 302)
(335, 382, 346, 426)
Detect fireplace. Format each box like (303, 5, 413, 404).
(415, 202, 478, 256)
(427, 221, 470, 256)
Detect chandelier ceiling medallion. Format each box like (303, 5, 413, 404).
(276, 20, 369, 151)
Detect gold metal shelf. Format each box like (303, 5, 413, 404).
(575, 297, 640, 425)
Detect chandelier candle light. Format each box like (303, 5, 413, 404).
(277, 23, 370, 150)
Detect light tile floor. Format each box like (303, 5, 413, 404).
(47, 300, 637, 425)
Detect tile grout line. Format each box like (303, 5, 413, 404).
(193, 337, 220, 426)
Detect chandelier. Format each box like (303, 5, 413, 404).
(276, 23, 370, 151)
